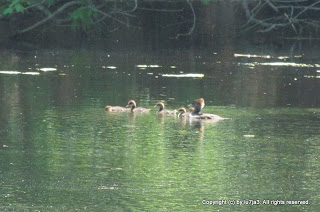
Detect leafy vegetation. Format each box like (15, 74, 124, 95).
(1, 0, 320, 39)
(69, 6, 97, 29)
(2, 0, 26, 14)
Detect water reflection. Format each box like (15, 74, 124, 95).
(1, 49, 319, 107)
(0, 50, 319, 211)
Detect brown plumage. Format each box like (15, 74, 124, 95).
(126, 100, 150, 113)
(154, 102, 176, 115)
(177, 107, 190, 118)
(187, 98, 229, 121)
(188, 98, 205, 114)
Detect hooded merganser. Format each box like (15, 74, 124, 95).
(188, 98, 205, 115)
(190, 112, 225, 120)
(105, 105, 129, 112)
(126, 100, 150, 113)
(188, 98, 228, 120)
(154, 102, 177, 115)
(177, 107, 190, 118)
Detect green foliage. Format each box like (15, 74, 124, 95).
(2, 7, 13, 15)
(0, 0, 213, 32)
(1, 0, 56, 15)
(14, 3, 24, 12)
(1, 0, 98, 30)
(46, 0, 55, 4)
(201, 0, 213, 4)
(70, 6, 97, 30)
(2, 0, 26, 14)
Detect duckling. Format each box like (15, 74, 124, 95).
(177, 107, 190, 118)
(126, 100, 150, 113)
(104, 105, 129, 112)
(154, 102, 176, 115)
(188, 98, 205, 115)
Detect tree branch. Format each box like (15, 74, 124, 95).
(242, 0, 320, 36)
(173, 0, 196, 39)
(90, 7, 130, 26)
(18, 1, 84, 34)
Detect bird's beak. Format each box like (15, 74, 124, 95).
(154, 105, 157, 107)
(187, 104, 192, 107)
(126, 105, 129, 108)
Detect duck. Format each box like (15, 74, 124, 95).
(154, 102, 176, 115)
(126, 100, 150, 113)
(190, 112, 225, 120)
(188, 98, 228, 120)
(189, 106, 195, 113)
(188, 98, 205, 115)
(104, 105, 129, 112)
(177, 107, 190, 118)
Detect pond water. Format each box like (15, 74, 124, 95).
(0, 49, 319, 211)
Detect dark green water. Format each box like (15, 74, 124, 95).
(0, 50, 319, 211)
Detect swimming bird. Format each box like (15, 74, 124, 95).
(126, 100, 150, 113)
(154, 102, 176, 115)
(177, 107, 190, 118)
(188, 98, 228, 121)
(104, 105, 129, 112)
(189, 106, 195, 113)
(190, 112, 226, 120)
(188, 98, 205, 115)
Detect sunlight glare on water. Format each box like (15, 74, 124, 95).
(161, 73, 204, 78)
(238, 61, 317, 67)
(0, 50, 319, 211)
